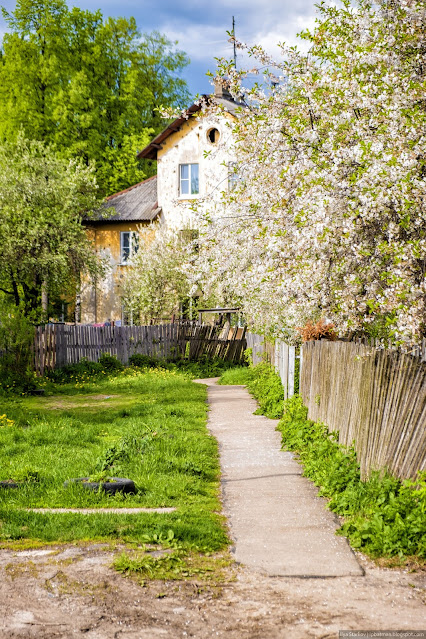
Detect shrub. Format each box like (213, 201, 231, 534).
(98, 353, 123, 371)
(0, 301, 36, 393)
(45, 357, 103, 383)
(128, 354, 160, 369)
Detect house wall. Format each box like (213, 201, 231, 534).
(157, 113, 235, 229)
(80, 221, 154, 324)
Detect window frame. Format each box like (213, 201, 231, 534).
(179, 163, 199, 198)
(120, 231, 139, 265)
(228, 161, 241, 192)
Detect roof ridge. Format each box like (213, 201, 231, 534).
(106, 175, 157, 201)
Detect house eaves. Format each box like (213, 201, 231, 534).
(137, 94, 243, 161)
(87, 176, 161, 223)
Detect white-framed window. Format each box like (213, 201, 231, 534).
(228, 161, 241, 191)
(179, 163, 199, 196)
(120, 231, 139, 264)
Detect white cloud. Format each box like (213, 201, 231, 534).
(161, 6, 318, 71)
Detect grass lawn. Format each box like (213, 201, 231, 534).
(0, 367, 228, 553)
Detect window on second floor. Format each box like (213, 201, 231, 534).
(120, 231, 139, 264)
(180, 163, 199, 196)
(228, 161, 240, 191)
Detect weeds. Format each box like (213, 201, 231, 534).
(279, 396, 426, 559)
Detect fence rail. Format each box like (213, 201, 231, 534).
(300, 340, 426, 480)
(33, 323, 246, 374)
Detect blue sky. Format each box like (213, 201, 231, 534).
(0, 0, 320, 98)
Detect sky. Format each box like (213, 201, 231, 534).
(0, 0, 320, 99)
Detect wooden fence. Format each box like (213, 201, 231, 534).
(245, 333, 296, 399)
(299, 340, 426, 480)
(33, 323, 247, 374)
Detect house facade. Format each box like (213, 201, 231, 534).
(80, 177, 160, 324)
(80, 84, 238, 324)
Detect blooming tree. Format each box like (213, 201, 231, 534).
(195, 0, 425, 343)
(121, 227, 198, 323)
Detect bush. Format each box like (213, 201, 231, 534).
(45, 357, 103, 383)
(128, 354, 160, 369)
(0, 301, 36, 393)
(98, 353, 123, 372)
(296, 318, 337, 342)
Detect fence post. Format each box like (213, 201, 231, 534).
(288, 346, 296, 397)
(55, 324, 66, 369)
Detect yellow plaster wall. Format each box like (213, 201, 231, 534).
(80, 221, 155, 324)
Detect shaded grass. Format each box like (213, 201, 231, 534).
(0, 368, 228, 550)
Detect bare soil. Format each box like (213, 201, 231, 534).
(0, 543, 424, 638)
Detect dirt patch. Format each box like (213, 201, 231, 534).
(0, 544, 424, 638)
(41, 395, 119, 410)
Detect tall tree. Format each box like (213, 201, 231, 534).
(0, 135, 104, 320)
(0, 1, 190, 195)
(196, 0, 426, 344)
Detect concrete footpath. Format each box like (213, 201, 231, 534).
(195, 379, 364, 578)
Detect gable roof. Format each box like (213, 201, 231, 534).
(94, 176, 160, 223)
(137, 93, 242, 161)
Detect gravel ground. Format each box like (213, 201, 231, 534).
(0, 543, 424, 638)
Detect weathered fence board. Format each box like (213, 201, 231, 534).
(300, 340, 426, 480)
(31, 323, 246, 374)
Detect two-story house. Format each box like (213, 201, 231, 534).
(80, 83, 239, 324)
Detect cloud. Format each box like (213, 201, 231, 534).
(160, 5, 318, 73)
(0, 0, 321, 96)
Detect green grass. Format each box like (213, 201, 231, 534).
(0, 367, 228, 551)
(219, 362, 284, 419)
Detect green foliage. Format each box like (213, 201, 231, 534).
(98, 353, 124, 372)
(220, 362, 284, 419)
(44, 358, 105, 384)
(128, 354, 161, 369)
(0, 136, 104, 319)
(0, 299, 36, 392)
(113, 544, 231, 582)
(0, 1, 190, 195)
(129, 354, 239, 379)
(217, 366, 255, 386)
(277, 396, 426, 558)
(43, 355, 121, 386)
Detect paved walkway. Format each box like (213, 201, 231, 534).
(195, 379, 363, 578)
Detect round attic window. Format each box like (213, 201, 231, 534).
(207, 128, 220, 144)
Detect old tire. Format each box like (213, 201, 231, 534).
(0, 480, 20, 489)
(64, 477, 136, 495)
